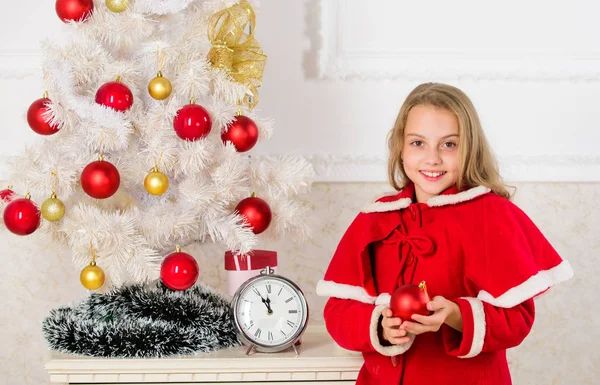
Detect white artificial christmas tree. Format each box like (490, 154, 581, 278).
(1, 0, 314, 291)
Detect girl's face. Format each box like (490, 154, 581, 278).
(402, 105, 459, 203)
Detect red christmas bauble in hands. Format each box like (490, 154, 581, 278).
(221, 115, 259, 152)
(55, 0, 94, 23)
(0, 187, 14, 202)
(81, 160, 120, 199)
(235, 195, 272, 234)
(173, 103, 212, 141)
(3, 197, 41, 236)
(390, 281, 431, 321)
(27, 98, 60, 136)
(95, 81, 134, 112)
(160, 248, 199, 290)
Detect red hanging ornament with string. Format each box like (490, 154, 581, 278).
(55, 0, 94, 23)
(0, 186, 15, 202)
(95, 77, 134, 112)
(221, 115, 259, 152)
(235, 194, 272, 234)
(27, 93, 60, 136)
(81, 156, 120, 199)
(3, 194, 41, 236)
(160, 246, 200, 290)
(173, 99, 212, 141)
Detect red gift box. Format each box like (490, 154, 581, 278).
(224, 250, 278, 296)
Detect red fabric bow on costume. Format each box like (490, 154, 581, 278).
(382, 228, 436, 258)
(382, 227, 436, 286)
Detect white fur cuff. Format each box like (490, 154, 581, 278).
(458, 297, 486, 359)
(369, 305, 415, 356)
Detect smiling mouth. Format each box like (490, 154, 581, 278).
(420, 171, 446, 178)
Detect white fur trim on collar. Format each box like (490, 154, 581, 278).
(362, 197, 412, 214)
(427, 185, 491, 207)
(361, 185, 491, 213)
(477, 260, 574, 308)
(458, 297, 486, 359)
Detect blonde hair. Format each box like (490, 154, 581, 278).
(387, 83, 511, 199)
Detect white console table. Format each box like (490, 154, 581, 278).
(45, 324, 363, 384)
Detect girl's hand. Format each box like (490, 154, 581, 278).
(399, 296, 463, 335)
(380, 308, 411, 345)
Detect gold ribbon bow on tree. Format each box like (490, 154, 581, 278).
(207, 0, 267, 109)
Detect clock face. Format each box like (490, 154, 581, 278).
(235, 277, 307, 348)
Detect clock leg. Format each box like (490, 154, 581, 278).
(245, 344, 255, 356)
(292, 343, 299, 355)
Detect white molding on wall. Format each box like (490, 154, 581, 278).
(3, 155, 597, 184)
(318, 0, 600, 81)
(308, 155, 385, 183)
(307, 154, 600, 183)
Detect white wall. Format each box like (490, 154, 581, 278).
(252, 0, 600, 182)
(0, 0, 54, 179)
(2, 1, 600, 182)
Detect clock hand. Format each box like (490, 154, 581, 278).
(260, 296, 273, 314)
(266, 296, 273, 313)
(261, 296, 273, 314)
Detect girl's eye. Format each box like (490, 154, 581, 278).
(442, 142, 456, 149)
(411, 140, 424, 147)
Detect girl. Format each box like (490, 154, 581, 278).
(316, 83, 573, 385)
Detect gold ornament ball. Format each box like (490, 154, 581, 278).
(80, 262, 105, 290)
(144, 170, 169, 196)
(148, 72, 173, 100)
(106, 0, 129, 13)
(41, 195, 65, 222)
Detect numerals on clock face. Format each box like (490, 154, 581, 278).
(237, 279, 304, 346)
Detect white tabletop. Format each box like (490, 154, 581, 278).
(45, 324, 363, 383)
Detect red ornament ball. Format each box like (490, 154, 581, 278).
(55, 0, 94, 23)
(95, 81, 134, 112)
(235, 196, 272, 234)
(81, 160, 120, 199)
(390, 281, 431, 321)
(27, 98, 60, 136)
(3, 198, 41, 236)
(0, 188, 14, 202)
(221, 115, 259, 152)
(173, 104, 212, 141)
(160, 251, 199, 290)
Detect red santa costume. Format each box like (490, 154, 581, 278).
(317, 183, 573, 385)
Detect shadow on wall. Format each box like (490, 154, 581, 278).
(303, 0, 321, 79)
